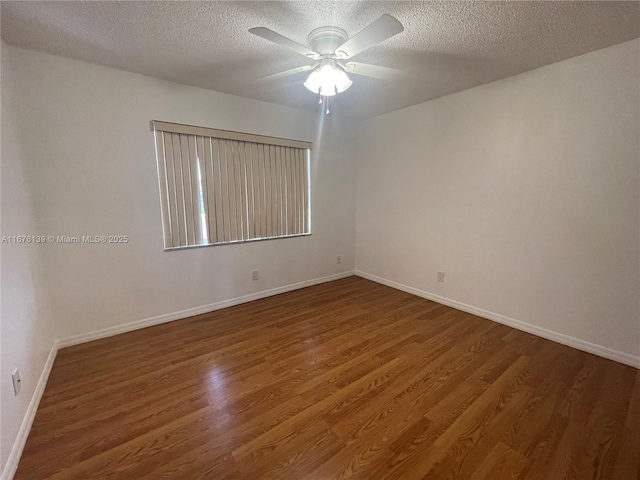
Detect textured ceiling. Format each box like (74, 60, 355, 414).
(2, 1, 639, 119)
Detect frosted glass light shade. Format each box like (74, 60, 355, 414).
(304, 64, 352, 96)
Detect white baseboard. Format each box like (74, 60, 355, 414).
(1, 343, 58, 480)
(2, 270, 355, 480)
(355, 270, 640, 369)
(57, 271, 355, 348)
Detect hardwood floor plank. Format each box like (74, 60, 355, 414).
(611, 373, 640, 479)
(14, 276, 638, 479)
(467, 442, 529, 480)
(581, 362, 637, 478)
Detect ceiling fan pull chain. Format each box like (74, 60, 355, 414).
(326, 96, 330, 115)
(318, 91, 322, 104)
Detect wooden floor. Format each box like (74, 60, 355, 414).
(16, 277, 639, 479)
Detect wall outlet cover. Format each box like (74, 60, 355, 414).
(12, 369, 21, 395)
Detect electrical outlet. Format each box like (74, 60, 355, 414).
(336, 255, 342, 264)
(12, 369, 21, 396)
(437, 272, 445, 283)
(252, 270, 259, 281)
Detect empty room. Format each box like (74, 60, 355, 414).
(1, 1, 639, 479)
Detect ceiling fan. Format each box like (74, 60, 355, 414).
(249, 14, 404, 112)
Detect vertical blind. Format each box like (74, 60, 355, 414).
(153, 121, 312, 249)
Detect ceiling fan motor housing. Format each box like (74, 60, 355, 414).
(307, 26, 348, 56)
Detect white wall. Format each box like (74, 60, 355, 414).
(356, 38, 640, 364)
(0, 44, 57, 473)
(0, 44, 356, 475)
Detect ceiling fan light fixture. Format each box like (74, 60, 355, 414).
(250, 14, 405, 101)
(333, 68, 353, 93)
(303, 61, 352, 97)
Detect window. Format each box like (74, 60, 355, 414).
(153, 121, 311, 249)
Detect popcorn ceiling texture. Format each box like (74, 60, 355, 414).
(2, 1, 639, 119)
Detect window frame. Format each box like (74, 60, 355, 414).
(153, 121, 312, 251)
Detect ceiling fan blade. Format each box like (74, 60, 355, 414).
(249, 27, 320, 59)
(335, 14, 404, 59)
(342, 62, 403, 81)
(257, 64, 316, 82)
